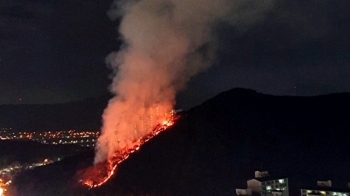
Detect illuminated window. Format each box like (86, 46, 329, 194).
(266, 186, 271, 190)
(278, 179, 284, 184)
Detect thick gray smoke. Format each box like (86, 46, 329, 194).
(94, 0, 275, 163)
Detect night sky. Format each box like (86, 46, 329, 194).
(1, 0, 350, 108)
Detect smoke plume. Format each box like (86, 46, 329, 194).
(94, 0, 275, 163)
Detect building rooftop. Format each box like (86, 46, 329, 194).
(249, 176, 288, 182)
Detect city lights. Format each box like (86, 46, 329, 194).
(0, 129, 99, 148)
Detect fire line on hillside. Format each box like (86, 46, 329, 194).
(78, 115, 179, 189)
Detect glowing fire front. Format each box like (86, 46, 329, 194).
(78, 116, 178, 189)
(0, 178, 10, 196)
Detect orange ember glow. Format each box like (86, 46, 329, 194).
(79, 116, 178, 189)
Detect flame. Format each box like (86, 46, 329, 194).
(79, 115, 178, 189)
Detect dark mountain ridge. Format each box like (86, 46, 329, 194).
(0, 95, 111, 131)
(9, 88, 350, 195)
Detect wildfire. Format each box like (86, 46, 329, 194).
(79, 116, 178, 189)
(0, 178, 9, 196)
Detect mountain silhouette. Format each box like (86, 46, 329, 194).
(0, 95, 111, 131)
(9, 88, 350, 195)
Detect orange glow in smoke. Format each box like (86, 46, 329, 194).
(79, 116, 178, 189)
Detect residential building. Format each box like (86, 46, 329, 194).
(247, 171, 289, 196)
(301, 180, 349, 196)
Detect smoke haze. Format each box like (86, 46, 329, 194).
(94, 0, 275, 163)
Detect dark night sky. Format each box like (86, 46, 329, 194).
(1, 0, 350, 108)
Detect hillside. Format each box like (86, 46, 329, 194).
(9, 88, 350, 195)
(0, 140, 90, 165)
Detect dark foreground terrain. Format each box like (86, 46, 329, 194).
(8, 88, 350, 195)
(0, 140, 89, 165)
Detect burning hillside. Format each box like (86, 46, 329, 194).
(77, 0, 274, 192)
(93, 0, 275, 169)
(78, 116, 178, 188)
